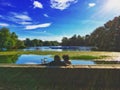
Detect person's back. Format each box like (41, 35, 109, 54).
(48, 60, 66, 66)
(47, 55, 66, 66)
(62, 55, 71, 65)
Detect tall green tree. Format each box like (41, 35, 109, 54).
(89, 16, 120, 51)
(0, 27, 18, 50)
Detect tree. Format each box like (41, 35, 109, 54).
(61, 35, 86, 46)
(32, 39, 40, 47)
(61, 37, 69, 46)
(16, 40, 25, 49)
(0, 27, 18, 50)
(24, 38, 32, 47)
(89, 16, 120, 51)
(43, 41, 52, 46)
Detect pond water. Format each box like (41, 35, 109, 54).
(0, 54, 120, 65)
(23, 46, 93, 51)
(16, 55, 95, 65)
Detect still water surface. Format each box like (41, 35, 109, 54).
(16, 54, 95, 65)
(0, 54, 120, 65)
(23, 46, 93, 51)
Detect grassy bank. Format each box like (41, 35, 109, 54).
(0, 51, 120, 60)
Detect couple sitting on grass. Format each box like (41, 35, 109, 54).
(47, 55, 71, 66)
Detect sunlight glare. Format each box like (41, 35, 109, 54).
(105, 0, 120, 12)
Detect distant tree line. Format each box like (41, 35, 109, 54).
(61, 34, 90, 46)
(1, 16, 120, 51)
(24, 38, 59, 47)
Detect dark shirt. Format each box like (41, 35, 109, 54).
(63, 60, 71, 65)
(47, 61, 66, 66)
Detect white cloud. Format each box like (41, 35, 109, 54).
(33, 1, 43, 9)
(0, 12, 32, 25)
(5, 12, 33, 25)
(25, 23, 51, 30)
(10, 12, 32, 21)
(44, 14, 49, 17)
(14, 15, 32, 21)
(88, 3, 96, 8)
(50, 0, 78, 10)
(0, 23, 9, 27)
(18, 21, 32, 25)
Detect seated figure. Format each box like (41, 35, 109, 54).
(47, 55, 66, 66)
(62, 55, 71, 65)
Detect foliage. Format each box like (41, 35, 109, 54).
(89, 16, 120, 51)
(61, 16, 120, 52)
(0, 27, 25, 50)
(0, 55, 19, 63)
(24, 38, 60, 47)
(70, 55, 100, 60)
(61, 34, 90, 46)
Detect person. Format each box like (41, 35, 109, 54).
(47, 55, 66, 66)
(62, 55, 71, 65)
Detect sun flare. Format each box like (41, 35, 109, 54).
(104, 0, 120, 12)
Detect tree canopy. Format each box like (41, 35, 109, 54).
(0, 27, 23, 50)
(89, 16, 120, 51)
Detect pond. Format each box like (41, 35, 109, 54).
(0, 54, 120, 65)
(23, 46, 93, 51)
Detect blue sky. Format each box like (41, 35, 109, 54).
(0, 0, 120, 41)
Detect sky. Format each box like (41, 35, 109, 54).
(0, 0, 120, 42)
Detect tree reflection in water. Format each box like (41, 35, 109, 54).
(0, 55, 20, 64)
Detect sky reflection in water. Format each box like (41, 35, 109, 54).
(16, 54, 95, 65)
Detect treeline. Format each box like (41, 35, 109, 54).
(1, 16, 120, 51)
(24, 38, 59, 47)
(61, 35, 90, 46)
(0, 27, 59, 50)
(62, 16, 120, 51)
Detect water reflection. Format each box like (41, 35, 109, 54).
(23, 46, 93, 51)
(0, 54, 120, 65)
(16, 55, 95, 65)
(16, 55, 53, 64)
(0, 54, 20, 63)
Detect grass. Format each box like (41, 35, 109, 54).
(0, 50, 120, 60)
(70, 55, 108, 60)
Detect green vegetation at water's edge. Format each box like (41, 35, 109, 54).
(0, 51, 118, 60)
(70, 55, 108, 60)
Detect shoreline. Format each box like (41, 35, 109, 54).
(0, 51, 120, 61)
